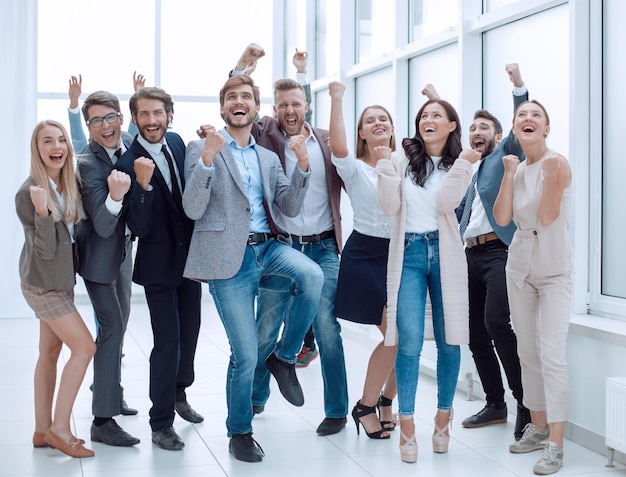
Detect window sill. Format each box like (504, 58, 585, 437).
(570, 313, 626, 347)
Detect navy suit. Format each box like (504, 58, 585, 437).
(116, 131, 201, 432)
(456, 92, 527, 410)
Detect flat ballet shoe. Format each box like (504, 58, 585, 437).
(43, 430, 94, 458)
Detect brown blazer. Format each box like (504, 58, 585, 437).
(251, 117, 344, 252)
(15, 177, 76, 291)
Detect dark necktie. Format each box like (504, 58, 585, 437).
(459, 172, 478, 240)
(112, 148, 122, 165)
(161, 145, 183, 210)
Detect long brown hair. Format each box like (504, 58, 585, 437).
(402, 100, 462, 187)
(29, 120, 83, 224)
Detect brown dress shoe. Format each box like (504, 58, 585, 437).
(44, 430, 95, 458)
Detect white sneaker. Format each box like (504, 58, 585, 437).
(533, 441, 563, 475)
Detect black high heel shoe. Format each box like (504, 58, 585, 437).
(377, 394, 397, 431)
(352, 400, 391, 439)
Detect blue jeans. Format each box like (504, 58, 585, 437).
(208, 239, 324, 436)
(395, 232, 461, 416)
(253, 237, 349, 419)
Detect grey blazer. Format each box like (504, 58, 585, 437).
(16, 177, 76, 290)
(75, 133, 133, 283)
(182, 138, 310, 281)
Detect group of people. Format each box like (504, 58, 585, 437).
(16, 43, 573, 475)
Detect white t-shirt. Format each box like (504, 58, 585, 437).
(404, 156, 446, 233)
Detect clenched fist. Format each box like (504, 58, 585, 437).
(108, 169, 131, 201)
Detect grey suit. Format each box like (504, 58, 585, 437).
(75, 132, 133, 418)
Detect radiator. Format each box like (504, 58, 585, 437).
(606, 376, 626, 466)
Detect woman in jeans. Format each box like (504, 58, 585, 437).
(376, 99, 477, 463)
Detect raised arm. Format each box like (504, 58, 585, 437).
(231, 43, 266, 76)
(68, 74, 88, 153)
(421, 83, 441, 101)
(328, 82, 348, 158)
(293, 49, 313, 124)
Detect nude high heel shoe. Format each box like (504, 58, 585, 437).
(398, 415, 418, 463)
(432, 409, 453, 453)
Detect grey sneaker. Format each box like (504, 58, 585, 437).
(533, 441, 563, 475)
(509, 423, 550, 453)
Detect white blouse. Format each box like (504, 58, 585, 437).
(332, 153, 391, 239)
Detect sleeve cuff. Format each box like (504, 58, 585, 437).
(68, 106, 81, 114)
(105, 194, 123, 216)
(229, 68, 247, 77)
(296, 72, 307, 85)
(513, 84, 527, 96)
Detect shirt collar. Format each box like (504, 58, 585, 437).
(137, 133, 168, 157)
(220, 128, 257, 149)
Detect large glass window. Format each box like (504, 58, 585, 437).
(601, 0, 626, 300)
(37, 0, 275, 145)
(410, 0, 458, 41)
(357, 0, 395, 63)
(482, 5, 569, 159)
(408, 45, 459, 135)
(315, 0, 340, 78)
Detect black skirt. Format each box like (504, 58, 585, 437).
(334, 230, 389, 325)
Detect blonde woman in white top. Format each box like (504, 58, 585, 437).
(328, 81, 397, 439)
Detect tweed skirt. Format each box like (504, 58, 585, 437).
(334, 230, 389, 325)
(21, 281, 76, 321)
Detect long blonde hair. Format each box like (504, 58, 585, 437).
(29, 120, 84, 224)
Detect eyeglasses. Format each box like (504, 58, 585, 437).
(87, 112, 121, 127)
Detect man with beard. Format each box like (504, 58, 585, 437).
(182, 74, 324, 462)
(426, 64, 532, 440)
(115, 87, 203, 451)
(227, 43, 348, 436)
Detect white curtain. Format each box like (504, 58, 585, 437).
(1, 0, 38, 318)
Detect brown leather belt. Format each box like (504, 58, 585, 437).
(291, 230, 335, 244)
(466, 231, 499, 249)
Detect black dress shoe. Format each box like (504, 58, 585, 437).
(229, 433, 265, 462)
(90, 419, 140, 446)
(152, 426, 184, 450)
(253, 404, 265, 415)
(265, 352, 304, 406)
(514, 404, 532, 440)
(316, 416, 347, 436)
(120, 399, 138, 416)
(462, 403, 507, 428)
(175, 400, 204, 423)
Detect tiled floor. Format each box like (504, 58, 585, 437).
(1, 297, 624, 476)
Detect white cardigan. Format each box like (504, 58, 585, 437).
(376, 151, 472, 346)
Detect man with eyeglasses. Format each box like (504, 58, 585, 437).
(115, 87, 202, 451)
(75, 91, 140, 447)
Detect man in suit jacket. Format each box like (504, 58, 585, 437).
(75, 91, 139, 447)
(115, 87, 202, 451)
(228, 43, 348, 436)
(448, 64, 532, 440)
(183, 74, 324, 462)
